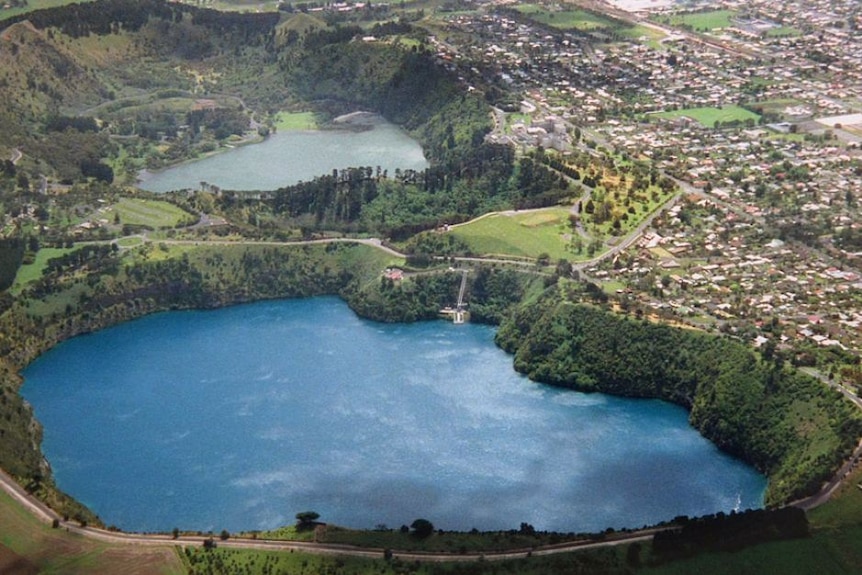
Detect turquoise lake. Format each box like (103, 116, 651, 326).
(137, 116, 428, 193)
(21, 297, 766, 534)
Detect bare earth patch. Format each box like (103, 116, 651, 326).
(0, 543, 39, 575)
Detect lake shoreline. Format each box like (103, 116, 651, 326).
(136, 114, 428, 193)
(23, 296, 766, 534)
(135, 110, 381, 189)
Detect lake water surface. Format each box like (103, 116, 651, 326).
(21, 298, 765, 534)
(137, 117, 428, 193)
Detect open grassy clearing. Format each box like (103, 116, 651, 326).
(106, 198, 196, 228)
(515, 4, 614, 30)
(662, 10, 737, 31)
(274, 111, 317, 131)
(615, 24, 667, 48)
(0, 490, 184, 575)
(651, 105, 760, 127)
(749, 98, 802, 113)
(182, 546, 395, 575)
(450, 207, 576, 261)
(195, 0, 282, 13)
(11, 247, 74, 295)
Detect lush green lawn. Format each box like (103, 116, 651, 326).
(666, 10, 737, 31)
(274, 111, 317, 131)
(107, 198, 195, 228)
(0, 490, 185, 575)
(652, 105, 761, 128)
(450, 207, 577, 261)
(616, 24, 668, 48)
(515, 4, 614, 30)
(11, 247, 73, 294)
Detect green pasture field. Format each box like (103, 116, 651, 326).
(506, 113, 532, 130)
(274, 111, 317, 131)
(0, 489, 184, 575)
(182, 547, 390, 575)
(515, 4, 614, 30)
(199, 0, 282, 13)
(107, 198, 195, 228)
(11, 247, 73, 294)
(450, 207, 575, 261)
(665, 10, 736, 31)
(614, 24, 667, 48)
(652, 105, 761, 127)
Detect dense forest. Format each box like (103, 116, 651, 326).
(496, 288, 862, 505)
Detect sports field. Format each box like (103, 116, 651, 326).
(108, 198, 196, 228)
(666, 10, 736, 31)
(515, 5, 615, 30)
(652, 105, 760, 127)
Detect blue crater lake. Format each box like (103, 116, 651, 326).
(137, 115, 429, 193)
(21, 297, 765, 534)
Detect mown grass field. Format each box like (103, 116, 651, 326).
(274, 111, 317, 131)
(514, 4, 665, 47)
(664, 10, 737, 31)
(11, 247, 73, 295)
(450, 207, 577, 261)
(616, 24, 667, 48)
(652, 105, 761, 127)
(515, 4, 614, 30)
(107, 198, 195, 228)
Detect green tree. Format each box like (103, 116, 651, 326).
(296, 510, 320, 530)
(410, 518, 434, 539)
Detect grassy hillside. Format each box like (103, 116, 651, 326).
(0, 21, 106, 134)
(0, 489, 184, 575)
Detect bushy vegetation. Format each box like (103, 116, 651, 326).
(496, 287, 862, 505)
(651, 507, 808, 559)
